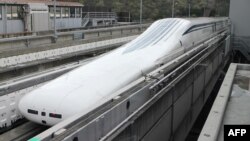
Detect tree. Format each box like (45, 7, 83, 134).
(79, 0, 230, 22)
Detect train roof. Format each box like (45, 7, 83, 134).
(155, 17, 229, 29)
(183, 17, 229, 25)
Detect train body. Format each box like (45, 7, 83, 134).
(18, 17, 230, 126)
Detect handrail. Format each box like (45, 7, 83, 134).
(82, 12, 117, 19)
(82, 13, 90, 27)
(76, 12, 117, 28)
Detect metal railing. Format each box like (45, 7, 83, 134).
(81, 12, 117, 27)
(82, 13, 90, 27)
(82, 12, 117, 19)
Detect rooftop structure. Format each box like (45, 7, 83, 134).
(230, 0, 250, 62)
(0, 0, 83, 7)
(0, 0, 116, 35)
(0, 0, 84, 34)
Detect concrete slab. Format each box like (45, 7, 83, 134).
(198, 63, 250, 141)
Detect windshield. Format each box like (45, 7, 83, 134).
(123, 19, 183, 53)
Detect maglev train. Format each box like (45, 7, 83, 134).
(18, 17, 229, 126)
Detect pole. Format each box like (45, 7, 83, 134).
(204, 0, 208, 16)
(172, 0, 175, 18)
(53, 0, 57, 39)
(188, 0, 191, 17)
(140, 0, 142, 24)
(129, 11, 131, 22)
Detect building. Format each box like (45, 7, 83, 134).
(229, 0, 250, 61)
(0, 0, 84, 34)
(229, 0, 250, 37)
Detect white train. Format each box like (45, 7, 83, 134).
(18, 17, 229, 126)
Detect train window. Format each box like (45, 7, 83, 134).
(183, 22, 214, 35)
(56, 7, 61, 18)
(27, 109, 38, 115)
(49, 113, 62, 119)
(70, 7, 75, 18)
(75, 8, 81, 18)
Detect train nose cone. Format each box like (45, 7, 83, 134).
(18, 96, 29, 117)
(18, 94, 61, 126)
(18, 95, 44, 125)
(18, 94, 38, 122)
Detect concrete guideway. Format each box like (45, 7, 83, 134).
(0, 122, 47, 141)
(0, 35, 138, 72)
(0, 24, 149, 54)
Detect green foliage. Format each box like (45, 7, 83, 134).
(79, 0, 230, 21)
